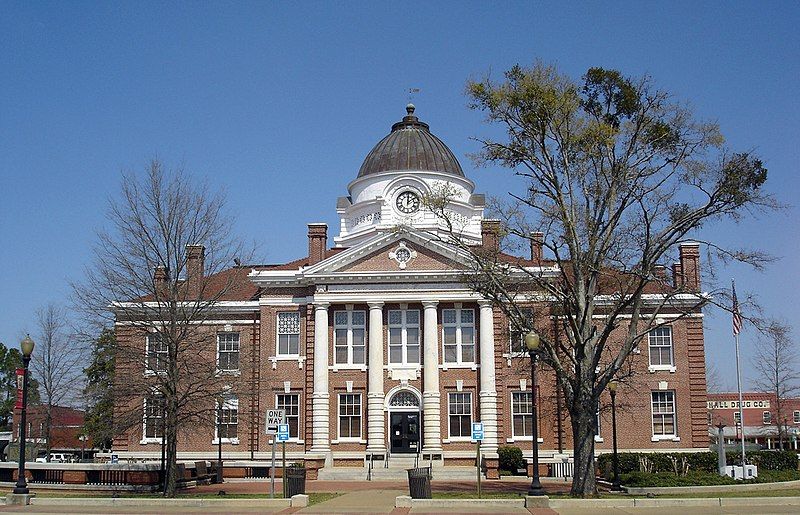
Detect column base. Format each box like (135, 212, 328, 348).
(6, 493, 35, 506)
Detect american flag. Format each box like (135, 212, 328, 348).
(732, 280, 743, 336)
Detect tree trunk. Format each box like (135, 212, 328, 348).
(164, 404, 178, 497)
(570, 398, 598, 496)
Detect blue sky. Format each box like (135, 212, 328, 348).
(1, 1, 798, 389)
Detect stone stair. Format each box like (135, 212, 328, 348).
(316, 456, 479, 481)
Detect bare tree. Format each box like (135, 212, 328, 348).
(751, 321, 799, 450)
(426, 62, 777, 496)
(72, 159, 252, 496)
(32, 304, 85, 461)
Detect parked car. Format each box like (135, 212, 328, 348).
(35, 453, 72, 463)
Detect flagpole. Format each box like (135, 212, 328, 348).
(734, 331, 746, 466)
(732, 279, 746, 467)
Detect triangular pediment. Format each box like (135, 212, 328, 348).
(302, 229, 474, 277)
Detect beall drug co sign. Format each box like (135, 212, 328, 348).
(707, 399, 771, 410)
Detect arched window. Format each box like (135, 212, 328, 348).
(390, 391, 420, 408)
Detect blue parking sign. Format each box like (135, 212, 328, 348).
(472, 422, 484, 441)
(277, 423, 290, 441)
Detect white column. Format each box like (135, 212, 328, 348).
(422, 301, 442, 452)
(479, 300, 498, 454)
(367, 301, 385, 453)
(311, 302, 331, 454)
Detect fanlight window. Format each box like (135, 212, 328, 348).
(390, 391, 420, 407)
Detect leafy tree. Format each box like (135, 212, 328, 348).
(0, 341, 41, 430)
(83, 329, 116, 450)
(440, 62, 777, 496)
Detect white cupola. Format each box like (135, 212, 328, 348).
(334, 105, 485, 247)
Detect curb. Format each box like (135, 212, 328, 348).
(22, 495, 309, 508)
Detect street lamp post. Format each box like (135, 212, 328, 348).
(525, 330, 545, 496)
(608, 380, 621, 492)
(217, 401, 223, 484)
(13, 335, 35, 495)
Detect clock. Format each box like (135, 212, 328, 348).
(395, 191, 420, 214)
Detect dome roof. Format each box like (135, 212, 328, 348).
(357, 105, 464, 178)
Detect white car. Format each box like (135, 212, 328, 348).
(35, 453, 70, 463)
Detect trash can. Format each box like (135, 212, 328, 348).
(407, 467, 432, 499)
(285, 465, 306, 497)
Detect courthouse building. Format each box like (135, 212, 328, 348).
(113, 105, 711, 477)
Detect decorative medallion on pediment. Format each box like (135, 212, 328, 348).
(388, 241, 417, 269)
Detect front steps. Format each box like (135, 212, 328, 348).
(317, 456, 479, 481)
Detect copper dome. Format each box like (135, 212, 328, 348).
(357, 105, 465, 178)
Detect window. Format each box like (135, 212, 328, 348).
(146, 334, 168, 373)
(448, 392, 472, 438)
(511, 392, 533, 437)
(217, 332, 240, 372)
(763, 411, 772, 424)
(794, 410, 800, 424)
(334, 310, 366, 365)
(651, 391, 676, 437)
(144, 394, 164, 439)
(734, 411, 741, 425)
(277, 393, 300, 439)
(443, 308, 475, 364)
(510, 308, 534, 353)
(277, 312, 301, 356)
(388, 309, 420, 365)
(216, 396, 238, 441)
(338, 393, 362, 439)
(648, 327, 673, 368)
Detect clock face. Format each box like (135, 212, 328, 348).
(396, 191, 420, 214)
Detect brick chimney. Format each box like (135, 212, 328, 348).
(153, 266, 169, 294)
(481, 219, 501, 254)
(530, 232, 544, 263)
(186, 244, 205, 297)
(653, 264, 668, 282)
(679, 243, 701, 291)
(672, 262, 683, 289)
(308, 223, 328, 266)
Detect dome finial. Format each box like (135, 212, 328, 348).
(406, 103, 415, 116)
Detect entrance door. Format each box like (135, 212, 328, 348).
(390, 412, 420, 453)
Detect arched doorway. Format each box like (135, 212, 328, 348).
(387, 390, 421, 454)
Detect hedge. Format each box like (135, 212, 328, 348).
(619, 469, 800, 487)
(597, 450, 798, 480)
(498, 446, 525, 472)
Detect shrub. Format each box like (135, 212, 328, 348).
(620, 471, 738, 487)
(498, 446, 524, 472)
(597, 451, 718, 478)
(726, 450, 798, 471)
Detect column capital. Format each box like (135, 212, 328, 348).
(478, 299, 493, 308)
(421, 300, 439, 309)
(314, 301, 330, 309)
(367, 301, 384, 309)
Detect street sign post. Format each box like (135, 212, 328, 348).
(472, 422, 484, 498)
(265, 410, 285, 497)
(277, 423, 290, 498)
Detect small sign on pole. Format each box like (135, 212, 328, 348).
(277, 424, 290, 442)
(265, 409, 285, 435)
(471, 422, 484, 441)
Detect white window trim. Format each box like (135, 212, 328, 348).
(337, 392, 363, 441)
(794, 410, 800, 424)
(144, 334, 167, 376)
(140, 394, 164, 445)
(275, 393, 302, 442)
(276, 311, 301, 358)
(213, 396, 239, 444)
(334, 310, 366, 366)
(762, 411, 772, 424)
(447, 391, 473, 439)
(216, 332, 241, 374)
(651, 390, 677, 440)
(387, 309, 421, 366)
(648, 327, 675, 371)
(510, 391, 534, 440)
(442, 307, 476, 365)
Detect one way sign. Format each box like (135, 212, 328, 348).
(265, 409, 285, 435)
